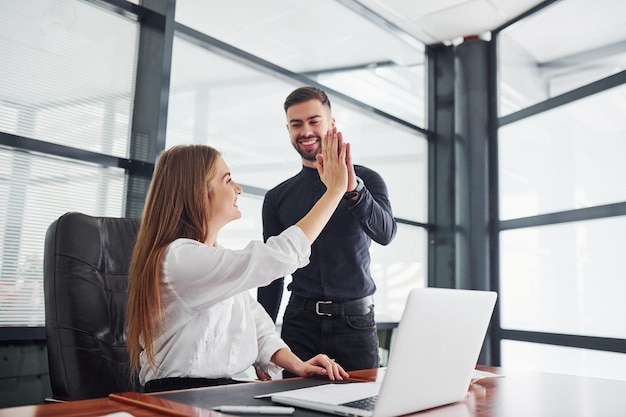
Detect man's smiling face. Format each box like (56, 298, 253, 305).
(286, 99, 334, 167)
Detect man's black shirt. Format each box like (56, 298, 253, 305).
(259, 165, 397, 321)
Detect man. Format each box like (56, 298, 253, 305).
(258, 86, 397, 376)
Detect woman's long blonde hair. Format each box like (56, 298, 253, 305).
(127, 144, 220, 376)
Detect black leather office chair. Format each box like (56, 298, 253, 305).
(43, 212, 141, 400)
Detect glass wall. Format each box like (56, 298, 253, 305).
(497, 0, 626, 380)
(174, 0, 426, 128)
(0, 0, 428, 332)
(0, 1, 136, 156)
(497, 0, 626, 116)
(3, 0, 624, 392)
(499, 85, 626, 220)
(0, 0, 137, 327)
(502, 341, 626, 381)
(167, 0, 428, 321)
(500, 219, 626, 339)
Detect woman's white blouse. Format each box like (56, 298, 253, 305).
(139, 225, 310, 385)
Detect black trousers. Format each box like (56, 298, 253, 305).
(281, 294, 379, 378)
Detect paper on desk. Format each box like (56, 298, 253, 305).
(255, 382, 382, 404)
(471, 369, 504, 382)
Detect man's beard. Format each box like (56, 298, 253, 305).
(294, 137, 321, 161)
(298, 150, 319, 162)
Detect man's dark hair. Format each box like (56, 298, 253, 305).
(283, 86, 331, 112)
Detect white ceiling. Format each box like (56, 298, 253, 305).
(355, 0, 547, 45)
(354, 0, 626, 76)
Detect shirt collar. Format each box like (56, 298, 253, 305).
(300, 165, 319, 180)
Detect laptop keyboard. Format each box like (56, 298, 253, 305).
(342, 395, 378, 411)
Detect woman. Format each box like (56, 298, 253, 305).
(127, 129, 350, 392)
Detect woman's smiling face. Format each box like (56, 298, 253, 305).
(207, 155, 243, 231)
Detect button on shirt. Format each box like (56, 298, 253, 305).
(139, 226, 310, 385)
(261, 165, 397, 309)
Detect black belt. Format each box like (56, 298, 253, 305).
(290, 294, 374, 316)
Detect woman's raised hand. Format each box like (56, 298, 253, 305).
(315, 127, 348, 196)
(295, 127, 350, 244)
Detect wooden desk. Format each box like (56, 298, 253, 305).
(2, 367, 626, 417)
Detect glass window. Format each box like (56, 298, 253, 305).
(167, 37, 428, 222)
(165, 38, 306, 189)
(370, 223, 426, 322)
(174, 0, 426, 128)
(0, 149, 126, 326)
(500, 217, 626, 339)
(498, 0, 626, 116)
(499, 85, 626, 220)
(314, 64, 426, 128)
(0, 0, 138, 327)
(502, 340, 626, 381)
(0, 0, 137, 157)
(166, 35, 428, 321)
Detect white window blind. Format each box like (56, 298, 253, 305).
(0, 149, 127, 326)
(0, 0, 138, 327)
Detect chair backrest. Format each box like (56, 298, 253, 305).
(44, 212, 141, 400)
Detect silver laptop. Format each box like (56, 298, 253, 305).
(270, 287, 497, 417)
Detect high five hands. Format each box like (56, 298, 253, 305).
(315, 127, 357, 193)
